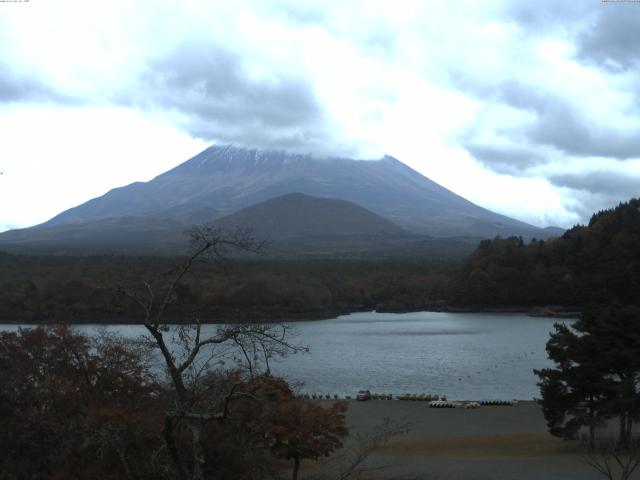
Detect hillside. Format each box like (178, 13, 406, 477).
(0, 192, 480, 259)
(0, 216, 187, 254)
(453, 198, 640, 308)
(213, 193, 406, 240)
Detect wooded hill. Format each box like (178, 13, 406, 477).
(454, 198, 640, 308)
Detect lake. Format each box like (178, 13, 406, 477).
(0, 311, 563, 400)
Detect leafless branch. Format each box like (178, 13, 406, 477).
(312, 417, 411, 480)
(112, 226, 301, 480)
(582, 436, 640, 480)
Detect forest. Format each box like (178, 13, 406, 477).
(0, 198, 639, 324)
(0, 253, 455, 324)
(454, 198, 640, 309)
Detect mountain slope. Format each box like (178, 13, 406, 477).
(0, 192, 480, 259)
(0, 192, 410, 253)
(213, 192, 406, 240)
(39, 145, 555, 239)
(0, 216, 186, 253)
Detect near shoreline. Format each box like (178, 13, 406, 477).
(313, 400, 606, 480)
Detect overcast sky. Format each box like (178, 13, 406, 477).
(1, 0, 639, 232)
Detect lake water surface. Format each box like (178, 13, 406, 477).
(1, 311, 563, 400)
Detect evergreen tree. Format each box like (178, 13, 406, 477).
(536, 304, 640, 447)
(577, 304, 640, 447)
(535, 322, 610, 447)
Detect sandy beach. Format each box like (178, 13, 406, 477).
(318, 400, 636, 480)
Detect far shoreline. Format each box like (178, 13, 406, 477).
(0, 305, 580, 325)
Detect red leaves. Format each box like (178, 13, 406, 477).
(0, 329, 349, 479)
(0, 326, 164, 479)
(243, 375, 349, 463)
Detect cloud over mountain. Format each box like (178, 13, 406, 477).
(1, 0, 639, 231)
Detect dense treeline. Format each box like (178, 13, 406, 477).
(454, 198, 640, 309)
(0, 254, 455, 323)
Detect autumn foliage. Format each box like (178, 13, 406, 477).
(0, 326, 164, 479)
(0, 326, 348, 480)
(245, 376, 349, 480)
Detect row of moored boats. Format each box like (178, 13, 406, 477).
(300, 392, 519, 406)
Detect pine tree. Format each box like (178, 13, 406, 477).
(535, 304, 640, 447)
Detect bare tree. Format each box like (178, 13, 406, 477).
(311, 417, 411, 480)
(582, 436, 640, 480)
(117, 225, 305, 480)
